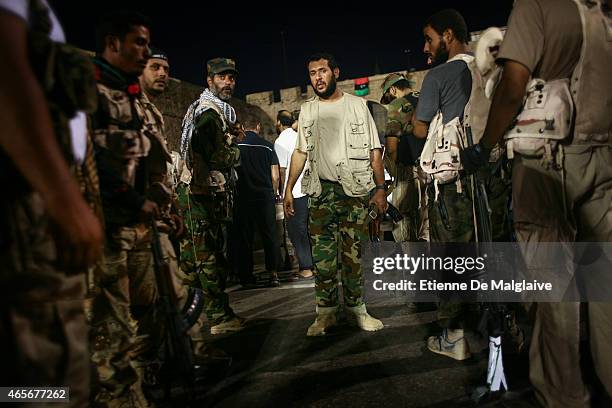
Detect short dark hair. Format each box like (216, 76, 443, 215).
(95, 11, 152, 53)
(424, 9, 469, 44)
(242, 112, 261, 131)
(291, 110, 300, 122)
(277, 110, 295, 127)
(307, 52, 339, 71)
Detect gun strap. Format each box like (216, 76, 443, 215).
(186, 187, 199, 274)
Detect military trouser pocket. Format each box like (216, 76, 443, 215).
(346, 196, 369, 225)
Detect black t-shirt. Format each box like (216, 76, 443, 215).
(236, 131, 279, 202)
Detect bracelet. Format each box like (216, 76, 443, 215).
(375, 184, 386, 191)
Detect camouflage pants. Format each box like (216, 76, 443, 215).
(177, 184, 235, 325)
(0, 192, 89, 407)
(427, 166, 512, 328)
(159, 230, 209, 359)
(89, 226, 158, 405)
(309, 181, 369, 307)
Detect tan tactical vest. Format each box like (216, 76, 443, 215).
(136, 92, 173, 185)
(571, 0, 612, 145)
(299, 93, 376, 198)
(93, 84, 151, 190)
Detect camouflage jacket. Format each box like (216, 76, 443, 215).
(90, 57, 160, 230)
(385, 92, 424, 168)
(138, 92, 173, 185)
(385, 94, 417, 138)
(189, 109, 240, 195)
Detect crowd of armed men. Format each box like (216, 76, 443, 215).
(1, 0, 610, 407)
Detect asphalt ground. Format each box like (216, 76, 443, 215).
(151, 258, 538, 408)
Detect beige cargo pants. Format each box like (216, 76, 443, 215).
(512, 145, 612, 408)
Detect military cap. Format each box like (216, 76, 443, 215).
(149, 48, 168, 61)
(207, 57, 238, 76)
(380, 73, 408, 102)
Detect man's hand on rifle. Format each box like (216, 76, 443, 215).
(461, 141, 492, 175)
(140, 199, 160, 221)
(369, 188, 388, 217)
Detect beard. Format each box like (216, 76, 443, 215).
(213, 85, 233, 101)
(431, 39, 450, 67)
(313, 76, 337, 99)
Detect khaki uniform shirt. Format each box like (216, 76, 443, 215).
(497, 0, 582, 81)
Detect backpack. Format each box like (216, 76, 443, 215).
(419, 28, 504, 201)
(504, 78, 574, 167)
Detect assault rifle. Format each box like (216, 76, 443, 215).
(465, 127, 511, 402)
(368, 202, 403, 242)
(150, 219, 195, 398)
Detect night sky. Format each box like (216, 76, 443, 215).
(51, 1, 514, 98)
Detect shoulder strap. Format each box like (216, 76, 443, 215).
(569, 0, 589, 97)
(446, 53, 477, 127)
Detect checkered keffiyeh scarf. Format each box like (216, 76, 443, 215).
(180, 88, 237, 165)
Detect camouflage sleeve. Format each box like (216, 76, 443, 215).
(191, 110, 240, 170)
(385, 97, 414, 138)
(90, 102, 144, 219)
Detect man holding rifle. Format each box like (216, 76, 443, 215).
(412, 9, 511, 360)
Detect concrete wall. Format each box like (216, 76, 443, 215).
(154, 79, 278, 149)
(246, 70, 429, 138)
(241, 26, 507, 136)
(155, 69, 428, 149)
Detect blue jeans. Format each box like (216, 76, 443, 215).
(286, 196, 313, 270)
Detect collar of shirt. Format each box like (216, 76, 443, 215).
(244, 130, 260, 143)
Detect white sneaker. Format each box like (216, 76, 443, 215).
(427, 328, 471, 361)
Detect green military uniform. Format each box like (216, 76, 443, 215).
(297, 92, 381, 308)
(178, 89, 241, 327)
(89, 56, 160, 407)
(384, 93, 427, 242)
(140, 85, 214, 362)
(309, 182, 369, 306)
(0, 2, 98, 406)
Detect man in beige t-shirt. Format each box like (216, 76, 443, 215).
(461, 0, 612, 406)
(296, 94, 381, 181)
(284, 53, 385, 337)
